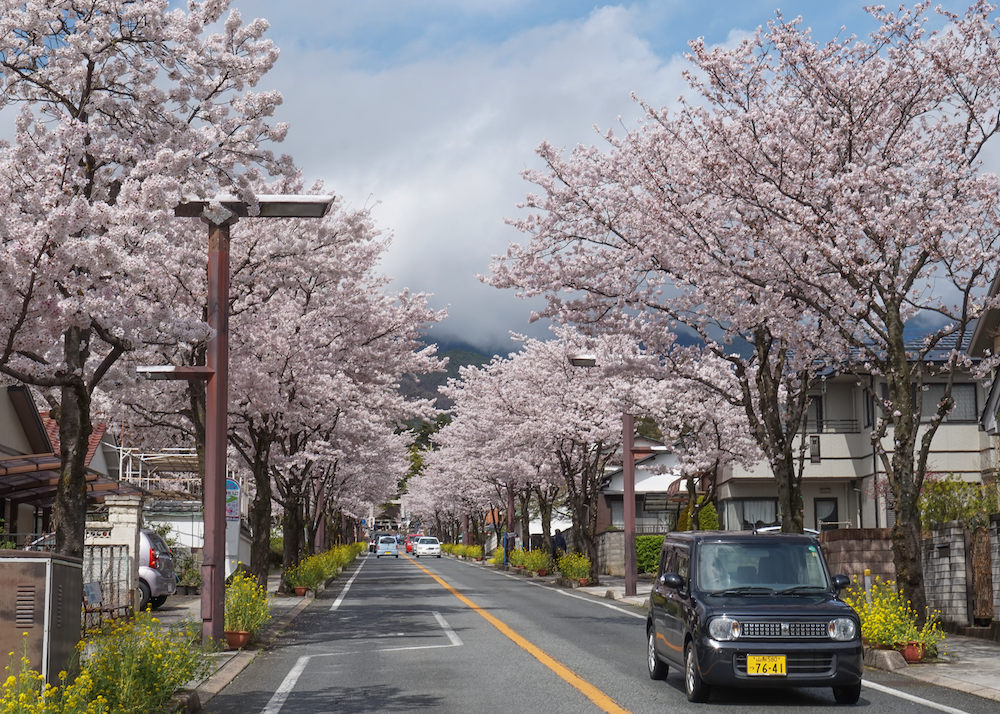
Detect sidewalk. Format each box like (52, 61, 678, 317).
(874, 634, 1000, 703)
(159, 558, 1000, 710)
(156, 572, 317, 712)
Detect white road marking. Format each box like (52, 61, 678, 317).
(329, 556, 366, 611)
(260, 655, 311, 714)
(489, 566, 646, 620)
(433, 610, 464, 647)
(260, 610, 462, 714)
(863, 680, 973, 714)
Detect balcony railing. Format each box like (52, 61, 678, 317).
(803, 419, 860, 434)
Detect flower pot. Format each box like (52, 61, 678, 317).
(900, 641, 924, 664)
(294, 586, 308, 596)
(536, 569, 547, 577)
(579, 578, 589, 586)
(225, 630, 252, 650)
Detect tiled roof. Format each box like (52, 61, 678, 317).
(41, 412, 108, 468)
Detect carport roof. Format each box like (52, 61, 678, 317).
(0, 452, 139, 506)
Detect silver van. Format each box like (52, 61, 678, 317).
(138, 529, 177, 611)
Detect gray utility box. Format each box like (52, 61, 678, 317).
(0, 551, 83, 686)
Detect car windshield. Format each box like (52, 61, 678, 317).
(697, 541, 829, 594)
(419, 538, 438, 544)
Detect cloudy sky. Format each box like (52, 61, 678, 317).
(233, 0, 967, 353)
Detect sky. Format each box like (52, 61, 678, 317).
(204, 1, 979, 353)
(3, 1, 980, 535)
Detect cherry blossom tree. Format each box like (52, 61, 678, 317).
(489, 2, 1000, 617)
(426, 332, 636, 573)
(0, 0, 293, 557)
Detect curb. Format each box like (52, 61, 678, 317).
(173, 582, 319, 712)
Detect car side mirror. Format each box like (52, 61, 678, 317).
(658, 572, 683, 590)
(832, 574, 850, 591)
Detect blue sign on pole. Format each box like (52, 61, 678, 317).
(225, 479, 240, 521)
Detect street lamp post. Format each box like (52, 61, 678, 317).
(567, 354, 650, 598)
(140, 195, 333, 644)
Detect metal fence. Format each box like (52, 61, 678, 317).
(82, 544, 132, 630)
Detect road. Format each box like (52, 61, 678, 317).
(204, 554, 997, 714)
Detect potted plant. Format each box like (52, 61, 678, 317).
(224, 571, 271, 649)
(557, 551, 591, 585)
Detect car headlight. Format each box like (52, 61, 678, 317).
(708, 617, 741, 641)
(829, 618, 857, 641)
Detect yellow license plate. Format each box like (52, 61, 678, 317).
(746, 655, 786, 676)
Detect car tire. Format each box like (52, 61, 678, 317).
(647, 628, 668, 680)
(395, 553, 399, 558)
(832, 682, 862, 705)
(684, 641, 711, 703)
(137, 580, 151, 613)
(377, 554, 381, 558)
(151, 595, 167, 609)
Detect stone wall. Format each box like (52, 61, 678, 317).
(596, 530, 624, 577)
(818, 528, 895, 587)
(922, 521, 971, 626)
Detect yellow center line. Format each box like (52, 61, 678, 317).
(406, 555, 633, 714)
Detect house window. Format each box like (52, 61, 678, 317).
(922, 384, 977, 422)
(816, 498, 839, 531)
(806, 395, 824, 432)
(809, 435, 821, 464)
(725, 498, 779, 530)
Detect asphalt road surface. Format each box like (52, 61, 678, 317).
(204, 553, 997, 714)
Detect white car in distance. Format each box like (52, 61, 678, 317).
(414, 536, 442, 558)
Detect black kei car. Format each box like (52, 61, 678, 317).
(646, 531, 863, 704)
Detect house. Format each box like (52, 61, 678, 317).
(597, 435, 687, 534)
(0, 384, 135, 541)
(717, 365, 991, 533)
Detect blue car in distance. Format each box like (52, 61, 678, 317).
(375, 535, 399, 558)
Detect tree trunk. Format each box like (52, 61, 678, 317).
(249, 458, 272, 588)
(281, 491, 304, 593)
(518, 489, 532, 550)
(53, 326, 93, 559)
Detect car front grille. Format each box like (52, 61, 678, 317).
(740, 621, 829, 638)
(735, 653, 836, 676)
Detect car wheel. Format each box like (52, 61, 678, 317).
(647, 628, 668, 680)
(832, 682, 862, 705)
(150, 595, 167, 609)
(377, 554, 380, 558)
(137, 580, 151, 613)
(395, 553, 399, 558)
(436, 554, 441, 558)
(684, 641, 711, 703)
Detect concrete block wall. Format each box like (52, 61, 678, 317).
(922, 521, 969, 626)
(818, 528, 895, 587)
(596, 530, 625, 577)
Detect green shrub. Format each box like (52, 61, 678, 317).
(1, 637, 107, 714)
(490, 546, 505, 565)
(842, 577, 946, 655)
(86, 610, 212, 714)
(522, 548, 552, 572)
(466, 545, 483, 559)
(285, 543, 363, 589)
(509, 548, 527, 567)
(698, 501, 719, 530)
(224, 571, 271, 636)
(920, 474, 998, 530)
(557, 551, 591, 580)
(636, 535, 665, 573)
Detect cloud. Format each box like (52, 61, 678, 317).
(245, 2, 690, 350)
